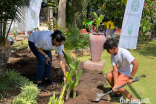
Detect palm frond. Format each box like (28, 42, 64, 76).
(0, 0, 30, 46)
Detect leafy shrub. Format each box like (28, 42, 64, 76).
(83, 18, 91, 26)
(138, 35, 156, 42)
(46, 22, 53, 30)
(63, 27, 90, 50)
(0, 69, 21, 98)
(0, 69, 40, 103)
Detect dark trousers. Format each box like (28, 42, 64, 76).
(28, 41, 52, 81)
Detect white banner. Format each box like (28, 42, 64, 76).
(25, 0, 42, 36)
(118, 0, 145, 49)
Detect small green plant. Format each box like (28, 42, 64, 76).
(3, 69, 21, 84)
(62, 51, 82, 100)
(12, 83, 40, 104)
(73, 91, 76, 98)
(93, 12, 105, 32)
(48, 51, 82, 103)
(12, 30, 18, 40)
(48, 84, 66, 104)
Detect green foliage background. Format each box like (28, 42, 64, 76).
(140, 0, 156, 36)
(66, 0, 88, 29)
(66, 0, 127, 29)
(62, 27, 90, 50)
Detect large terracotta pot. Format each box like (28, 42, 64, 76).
(90, 32, 106, 62)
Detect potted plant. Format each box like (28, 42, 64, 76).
(0, 0, 30, 75)
(89, 12, 106, 62)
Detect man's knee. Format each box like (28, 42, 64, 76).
(106, 74, 112, 81)
(118, 88, 126, 92)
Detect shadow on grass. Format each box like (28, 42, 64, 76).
(128, 84, 142, 100)
(135, 41, 156, 57)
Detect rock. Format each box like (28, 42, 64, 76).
(141, 74, 146, 78)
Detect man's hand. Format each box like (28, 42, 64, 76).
(58, 54, 66, 82)
(112, 85, 118, 92)
(63, 76, 66, 82)
(46, 57, 51, 65)
(126, 79, 133, 85)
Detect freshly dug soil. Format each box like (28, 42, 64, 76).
(0, 48, 114, 104)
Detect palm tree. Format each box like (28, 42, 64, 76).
(0, 0, 30, 74)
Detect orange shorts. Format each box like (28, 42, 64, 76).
(107, 70, 129, 87)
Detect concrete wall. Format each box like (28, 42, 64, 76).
(10, 7, 29, 33)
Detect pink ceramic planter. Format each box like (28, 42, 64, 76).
(90, 32, 106, 62)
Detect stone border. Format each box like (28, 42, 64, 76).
(51, 47, 90, 58)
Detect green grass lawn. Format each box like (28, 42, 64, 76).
(77, 41, 156, 104)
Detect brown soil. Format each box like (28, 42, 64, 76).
(0, 48, 114, 104)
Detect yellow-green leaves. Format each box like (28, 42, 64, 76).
(93, 12, 105, 32)
(66, 72, 72, 82)
(62, 51, 82, 100)
(73, 91, 76, 98)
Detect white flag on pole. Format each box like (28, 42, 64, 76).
(118, 0, 145, 49)
(25, 0, 42, 36)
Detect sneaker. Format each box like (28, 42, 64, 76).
(129, 99, 141, 104)
(44, 78, 55, 85)
(37, 83, 44, 91)
(109, 93, 123, 99)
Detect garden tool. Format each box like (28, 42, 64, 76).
(94, 75, 140, 102)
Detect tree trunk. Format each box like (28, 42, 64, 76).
(0, 39, 10, 75)
(55, 0, 58, 23)
(58, 0, 67, 29)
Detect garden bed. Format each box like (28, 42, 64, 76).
(0, 48, 114, 104)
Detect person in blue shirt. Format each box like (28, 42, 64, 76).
(5, 35, 14, 45)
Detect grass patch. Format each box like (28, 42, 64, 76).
(77, 41, 156, 104)
(11, 39, 28, 50)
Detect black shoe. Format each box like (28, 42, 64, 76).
(44, 78, 55, 85)
(37, 83, 44, 91)
(109, 93, 123, 99)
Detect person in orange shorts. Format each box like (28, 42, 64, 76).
(103, 38, 140, 103)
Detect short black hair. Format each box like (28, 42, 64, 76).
(102, 18, 109, 22)
(51, 30, 66, 42)
(103, 38, 118, 49)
